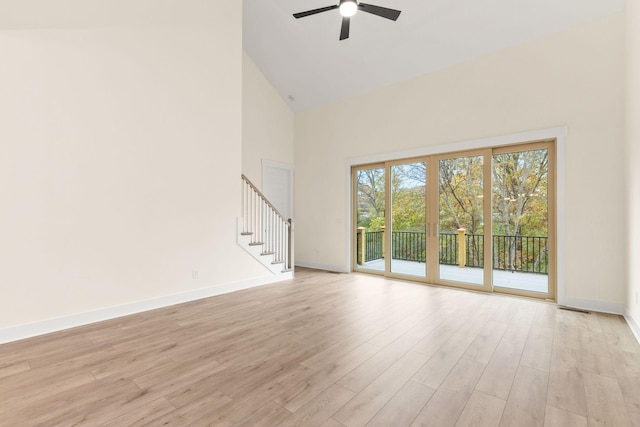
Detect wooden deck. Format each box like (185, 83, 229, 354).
(0, 268, 638, 426)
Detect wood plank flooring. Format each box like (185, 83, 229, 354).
(1, 268, 639, 426)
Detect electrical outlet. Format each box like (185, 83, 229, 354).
(192, 269, 199, 280)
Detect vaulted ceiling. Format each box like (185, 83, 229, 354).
(243, 0, 625, 112)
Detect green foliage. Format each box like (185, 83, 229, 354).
(492, 149, 548, 237)
(356, 168, 385, 229)
(355, 148, 549, 241)
(439, 156, 484, 234)
(391, 187, 426, 231)
(391, 162, 426, 232)
(369, 216, 386, 231)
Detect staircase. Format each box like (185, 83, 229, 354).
(238, 175, 294, 276)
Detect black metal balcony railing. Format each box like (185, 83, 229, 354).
(392, 231, 425, 262)
(356, 231, 548, 275)
(492, 234, 548, 274)
(438, 232, 485, 269)
(364, 230, 384, 262)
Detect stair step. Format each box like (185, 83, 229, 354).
(241, 232, 253, 236)
(261, 252, 275, 256)
(271, 260, 284, 265)
(281, 268, 294, 273)
(249, 242, 264, 246)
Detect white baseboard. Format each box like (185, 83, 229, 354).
(0, 272, 293, 345)
(625, 311, 640, 345)
(559, 297, 625, 315)
(295, 260, 349, 273)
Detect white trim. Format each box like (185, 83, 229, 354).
(262, 159, 295, 171)
(344, 126, 568, 303)
(555, 128, 567, 307)
(559, 297, 625, 315)
(345, 162, 353, 274)
(345, 126, 568, 167)
(625, 311, 640, 345)
(0, 273, 292, 345)
(295, 260, 349, 273)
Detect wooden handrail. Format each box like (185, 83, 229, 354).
(241, 174, 289, 221)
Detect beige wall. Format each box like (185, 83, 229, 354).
(626, 0, 640, 332)
(242, 52, 295, 188)
(0, 0, 218, 29)
(295, 14, 626, 310)
(0, 1, 273, 333)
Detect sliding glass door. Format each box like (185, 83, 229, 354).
(352, 140, 555, 300)
(491, 143, 554, 297)
(434, 151, 491, 291)
(390, 160, 427, 278)
(354, 165, 386, 272)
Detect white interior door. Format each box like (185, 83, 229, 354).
(262, 160, 294, 220)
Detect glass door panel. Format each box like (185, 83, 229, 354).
(354, 166, 386, 272)
(438, 155, 485, 285)
(492, 148, 549, 294)
(390, 161, 426, 278)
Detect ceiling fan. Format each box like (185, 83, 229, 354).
(293, 0, 401, 41)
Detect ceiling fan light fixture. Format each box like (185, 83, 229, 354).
(339, 0, 357, 17)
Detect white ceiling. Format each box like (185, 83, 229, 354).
(243, 0, 624, 112)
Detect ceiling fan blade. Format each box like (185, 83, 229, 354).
(340, 16, 350, 40)
(293, 5, 338, 19)
(357, 3, 401, 21)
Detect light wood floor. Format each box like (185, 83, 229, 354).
(1, 268, 639, 426)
